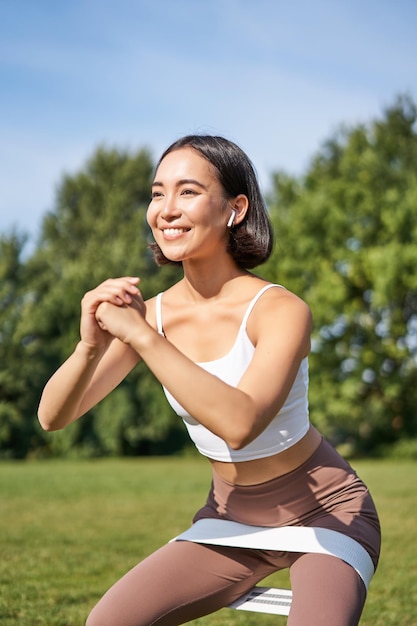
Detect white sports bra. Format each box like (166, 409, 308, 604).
(156, 284, 310, 462)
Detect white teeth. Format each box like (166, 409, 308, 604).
(163, 228, 188, 235)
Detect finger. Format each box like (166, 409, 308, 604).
(96, 317, 107, 331)
(126, 276, 140, 286)
(82, 278, 141, 312)
(105, 278, 141, 303)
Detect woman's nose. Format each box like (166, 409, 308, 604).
(160, 195, 181, 219)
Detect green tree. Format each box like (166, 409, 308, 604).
(263, 95, 417, 454)
(0, 232, 46, 457)
(17, 146, 184, 457)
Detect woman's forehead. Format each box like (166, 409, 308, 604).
(155, 147, 217, 182)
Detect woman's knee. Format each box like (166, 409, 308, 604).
(288, 553, 367, 626)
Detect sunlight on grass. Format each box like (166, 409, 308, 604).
(1, 458, 416, 625)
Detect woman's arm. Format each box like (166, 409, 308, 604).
(38, 339, 140, 431)
(37, 277, 142, 431)
(95, 288, 312, 449)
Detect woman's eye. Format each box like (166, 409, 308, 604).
(181, 189, 197, 196)
(151, 191, 163, 199)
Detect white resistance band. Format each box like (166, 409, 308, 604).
(171, 519, 375, 591)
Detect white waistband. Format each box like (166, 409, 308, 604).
(171, 519, 375, 590)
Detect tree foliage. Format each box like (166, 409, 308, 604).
(0, 232, 45, 457)
(262, 95, 417, 453)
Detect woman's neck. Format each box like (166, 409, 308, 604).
(180, 259, 251, 302)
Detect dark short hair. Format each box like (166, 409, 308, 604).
(149, 135, 273, 269)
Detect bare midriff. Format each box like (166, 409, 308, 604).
(209, 425, 322, 486)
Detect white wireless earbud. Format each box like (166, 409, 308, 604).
(227, 210, 236, 228)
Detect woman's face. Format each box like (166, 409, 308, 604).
(147, 147, 231, 264)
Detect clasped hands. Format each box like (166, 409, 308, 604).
(81, 277, 147, 348)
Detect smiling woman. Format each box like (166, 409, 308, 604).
(147, 148, 234, 266)
(148, 135, 273, 269)
(38, 134, 380, 626)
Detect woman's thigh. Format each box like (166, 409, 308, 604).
(288, 553, 367, 626)
(86, 540, 284, 626)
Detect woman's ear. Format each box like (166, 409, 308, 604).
(229, 194, 249, 225)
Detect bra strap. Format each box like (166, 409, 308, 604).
(240, 284, 284, 330)
(155, 292, 164, 336)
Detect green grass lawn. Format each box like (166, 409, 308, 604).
(1, 456, 416, 625)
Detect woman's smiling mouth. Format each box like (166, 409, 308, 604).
(162, 227, 191, 238)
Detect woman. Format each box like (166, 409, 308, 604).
(38, 135, 380, 625)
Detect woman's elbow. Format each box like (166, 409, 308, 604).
(37, 407, 66, 432)
(224, 403, 263, 450)
(38, 414, 58, 432)
(225, 422, 259, 451)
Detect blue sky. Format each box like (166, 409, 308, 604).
(1, 0, 416, 247)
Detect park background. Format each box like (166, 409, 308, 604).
(1, 1, 417, 624)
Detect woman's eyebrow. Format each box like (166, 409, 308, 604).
(152, 178, 208, 190)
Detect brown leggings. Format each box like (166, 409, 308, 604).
(86, 439, 379, 625)
(86, 539, 367, 625)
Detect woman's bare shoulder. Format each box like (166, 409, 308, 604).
(258, 283, 311, 315)
(247, 283, 312, 350)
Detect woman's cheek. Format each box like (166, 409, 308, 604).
(146, 205, 157, 229)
